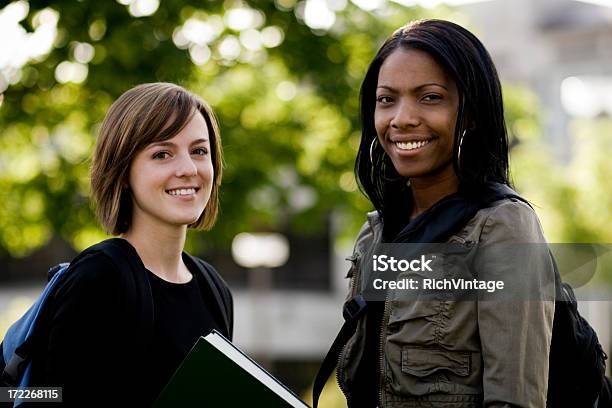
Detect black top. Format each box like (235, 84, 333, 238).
(26, 239, 231, 407)
(145, 259, 220, 402)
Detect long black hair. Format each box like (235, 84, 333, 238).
(355, 19, 511, 224)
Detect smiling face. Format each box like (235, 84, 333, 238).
(375, 48, 460, 184)
(127, 110, 213, 231)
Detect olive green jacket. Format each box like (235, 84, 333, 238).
(337, 198, 555, 407)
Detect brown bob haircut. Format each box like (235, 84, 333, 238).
(91, 82, 223, 235)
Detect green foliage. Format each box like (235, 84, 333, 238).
(0, 0, 425, 255)
(510, 117, 612, 245)
(1, 0, 609, 261)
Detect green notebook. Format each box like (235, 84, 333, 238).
(153, 330, 310, 407)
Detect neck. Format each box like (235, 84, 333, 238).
(409, 167, 459, 220)
(120, 215, 189, 283)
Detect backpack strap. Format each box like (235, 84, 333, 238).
(312, 295, 367, 408)
(185, 254, 234, 340)
(1, 263, 71, 387)
(89, 239, 154, 347)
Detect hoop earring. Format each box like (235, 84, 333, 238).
(369, 137, 377, 164)
(369, 137, 403, 183)
(458, 129, 467, 164)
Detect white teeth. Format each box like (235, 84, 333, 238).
(167, 188, 196, 196)
(396, 140, 430, 151)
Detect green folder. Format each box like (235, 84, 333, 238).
(153, 330, 310, 407)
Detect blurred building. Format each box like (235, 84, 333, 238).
(462, 0, 612, 161)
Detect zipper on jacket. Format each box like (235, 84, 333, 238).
(378, 289, 391, 407)
(336, 349, 351, 406)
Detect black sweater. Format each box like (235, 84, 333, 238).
(27, 239, 233, 407)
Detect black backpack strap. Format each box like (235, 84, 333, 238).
(312, 295, 367, 408)
(185, 254, 234, 340)
(51, 239, 154, 352)
(92, 239, 155, 343)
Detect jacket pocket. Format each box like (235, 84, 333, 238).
(401, 346, 470, 377)
(384, 345, 480, 398)
(388, 299, 440, 325)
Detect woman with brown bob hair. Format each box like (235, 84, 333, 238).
(27, 83, 233, 406)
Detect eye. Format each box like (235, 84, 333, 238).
(421, 94, 442, 103)
(192, 147, 208, 156)
(152, 151, 171, 160)
(376, 95, 393, 105)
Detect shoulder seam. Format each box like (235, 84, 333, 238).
(478, 198, 540, 243)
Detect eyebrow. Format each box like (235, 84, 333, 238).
(148, 138, 209, 149)
(377, 83, 448, 92)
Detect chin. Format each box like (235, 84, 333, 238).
(167, 213, 203, 226)
(390, 165, 427, 179)
(185, 215, 203, 225)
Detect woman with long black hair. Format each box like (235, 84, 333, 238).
(328, 20, 555, 407)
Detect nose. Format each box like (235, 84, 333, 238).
(174, 153, 198, 178)
(390, 100, 420, 130)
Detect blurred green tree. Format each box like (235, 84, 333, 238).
(0, 0, 432, 256)
(2, 0, 607, 262)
